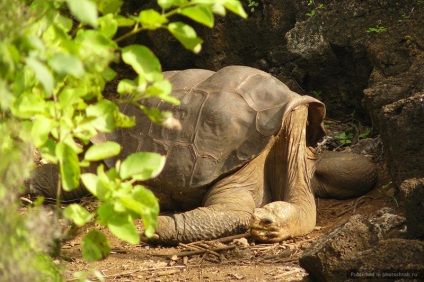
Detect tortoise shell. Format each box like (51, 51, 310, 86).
(104, 66, 326, 191)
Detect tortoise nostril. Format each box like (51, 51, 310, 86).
(261, 218, 273, 225)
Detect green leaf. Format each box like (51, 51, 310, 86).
(224, 0, 248, 18)
(118, 194, 157, 237)
(97, 202, 115, 225)
(54, 13, 74, 33)
(84, 141, 121, 161)
(140, 106, 172, 124)
(359, 130, 371, 139)
(64, 204, 94, 226)
(131, 185, 159, 237)
(56, 142, 80, 191)
(98, 14, 118, 38)
(81, 230, 110, 261)
(0, 80, 13, 111)
(117, 77, 147, 97)
(94, 0, 123, 14)
(121, 45, 162, 81)
(145, 79, 178, 104)
(158, 0, 176, 9)
(66, 0, 98, 28)
(102, 66, 117, 81)
(212, 3, 226, 16)
(114, 111, 136, 128)
(180, 5, 214, 27)
(115, 16, 135, 27)
(168, 22, 203, 53)
(58, 87, 86, 109)
(31, 116, 54, 147)
(119, 152, 166, 181)
(11, 93, 46, 119)
(86, 100, 119, 132)
(26, 58, 54, 95)
(81, 172, 111, 200)
(107, 213, 140, 244)
(138, 9, 168, 30)
(39, 138, 57, 163)
(49, 53, 85, 78)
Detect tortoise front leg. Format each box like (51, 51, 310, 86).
(146, 151, 270, 244)
(151, 187, 255, 244)
(250, 105, 317, 242)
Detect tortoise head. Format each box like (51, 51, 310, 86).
(249, 201, 297, 242)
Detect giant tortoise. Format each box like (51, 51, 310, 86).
(27, 66, 377, 244)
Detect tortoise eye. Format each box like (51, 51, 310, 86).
(261, 218, 273, 226)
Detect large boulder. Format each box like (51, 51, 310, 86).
(299, 215, 379, 281)
(299, 211, 424, 281)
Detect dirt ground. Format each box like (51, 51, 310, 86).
(57, 123, 398, 282)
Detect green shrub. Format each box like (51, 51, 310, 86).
(0, 0, 246, 278)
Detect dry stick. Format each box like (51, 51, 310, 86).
(179, 243, 220, 257)
(213, 232, 251, 244)
(337, 196, 377, 217)
(154, 245, 236, 258)
(19, 197, 34, 204)
(353, 196, 376, 213)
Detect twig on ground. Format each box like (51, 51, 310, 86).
(179, 243, 220, 257)
(212, 232, 251, 244)
(353, 196, 375, 213)
(337, 196, 379, 217)
(336, 206, 355, 217)
(154, 245, 236, 258)
(20, 197, 33, 204)
(110, 248, 127, 254)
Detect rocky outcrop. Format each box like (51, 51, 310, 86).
(299, 210, 424, 281)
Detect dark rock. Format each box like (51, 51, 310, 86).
(300, 209, 414, 281)
(375, 93, 424, 186)
(400, 178, 424, 239)
(353, 239, 424, 281)
(369, 207, 406, 239)
(299, 214, 378, 281)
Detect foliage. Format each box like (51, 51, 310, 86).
(398, 7, 414, 23)
(366, 25, 387, 33)
(0, 0, 247, 277)
(379, 181, 399, 207)
(335, 127, 370, 145)
(306, 0, 324, 17)
(335, 131, 354, 145)
(0, 120, 63, 281)
(247, 0, 259, 12)
(311, 90, 322, 99)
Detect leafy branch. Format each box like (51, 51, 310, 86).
(1, 0, 247, 266)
